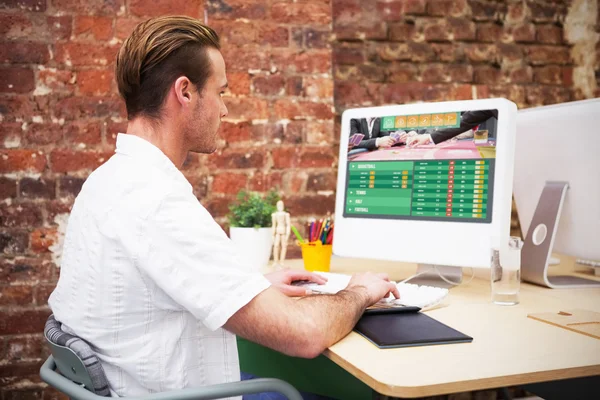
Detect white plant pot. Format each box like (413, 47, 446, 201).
(229, 227, 273, 272)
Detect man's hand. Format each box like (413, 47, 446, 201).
(407, 134, 433, 148)
(265, 269, 328, 297)
(375, 137, 395, 148)
(345, 272, 399, 307)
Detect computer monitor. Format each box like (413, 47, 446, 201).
(333, 99, 517, 284)
(514, 98, 600, 288)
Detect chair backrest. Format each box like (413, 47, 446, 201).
(44, 315, 111, 397)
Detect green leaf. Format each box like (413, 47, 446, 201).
(227, 189, 280, 228)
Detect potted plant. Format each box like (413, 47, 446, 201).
(228, 189, 280, 271)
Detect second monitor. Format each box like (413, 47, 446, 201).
(334, 99, 517, 282)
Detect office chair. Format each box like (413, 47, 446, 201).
(40, 315, 303, 400)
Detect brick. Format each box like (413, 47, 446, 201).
(476, 23, 503, 43)
(448, 64, 473, 82)
(271, 147, 300, 169)
(0, 0, 46, 12)
(464, 44, 497, 63)
(1, 334, 45, 361)
(0, 256, 53, 283)
(529, 1, 560, 23)
(270, 49, 332, 74)
(511, 23, 536, 43)
(302, 77, 334, 100)
(284, 171, 307, 193)
(536, 24, 563, 44)
(527, 45, 570, 65)
(509, 66, 533, 83)
(77, 69, 114, 96)
(0, 68, 35, 94)
(306, 121, 334, 145)
(474, 66, 502, 84)
(66, 122, 102, 145)
(273, 100, 334, 120)
(0, 177, 17, 198)
(469, 0, 505, 21)
(526, 86, 571, 106)
(506, 1, 527, 24)
(333, 21, 387, 41)
(55, 96, 124, 120)
(37, 68, 76, 93)
(74, 16, 113, 41)
(203, 196, 233, 219)
(448, 18, 476, 41)
(307, 172, 336, 191)
(286, 195, 335, 216)
(50, 150, 111, 173)
(283, 121, 304, 144)
(0, 122, 22, 148)
(208, 149, 265, 169)
(219, 122, 252, 143)
(212, 20, 257, 45)
(0, 203, 43, 228)
(431, 43, 465, 62)
(388, 63, 418, 83)
(407, 42, 436, 62)
(488, 84, 526, 107)
(0, 309, 51, 335)
(333, 46, 364, 65)
(0, 96, 34, 121)
(47, 16, 72, 40)
(253, 75, 286, 96)
(403, 0, 426, 14)
(334, 81, 370, 107)
(258, 24, 289, 47)
(225, 97, 269, 120)
(286, 76, 303, 96)
(271, 2, 331, 25)
(18, 178, 55, 199)
(251, 123, 284, 143)
(30, 228, 57, 253)
(305, 28, 331, 49)
(299, 148, 335, 168)
(389, 22, 416, 41)
(0, 150, 46, 173)
(24, 124, 62, 146)
(56, 43, 119, 67)
(211, 173, 247, 194)
(379, 43, 411, 61)
(130, 0, 200, 17)
(0, 42, 49, 64)
(426, 0, 469, 17)
(206, 0, 267, 20)
(291, 27, 303, 47)
(115, 17, 143, 40)
(0, 12, 32, 38)
(50, 0, 124, 15)
(498, 43, 524, 64)
(0, 285, 34, 306)
(221, 47, 270, 72)
(0, 230, 28, 255)
(58, 176, 85, 198)
(35, 283, 56, 305)
(421, 64, 450, 83)
(249, 171, 283, 192)
(534, 66, 563, 85)
(45, 201, 73, 225)
(423, 19, 452, 42)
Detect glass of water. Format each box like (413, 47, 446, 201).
(491, 237, 523, 305)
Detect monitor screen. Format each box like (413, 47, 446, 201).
(344, 109, 498, 223)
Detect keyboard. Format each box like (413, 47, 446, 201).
(296, 272, 449, 310)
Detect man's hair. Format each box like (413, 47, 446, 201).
(116, 16, 220, 120)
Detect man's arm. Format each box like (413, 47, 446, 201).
(430, 110, 497, 144)
(224, 273, 397, 358)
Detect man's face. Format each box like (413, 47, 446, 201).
(186, 47, 228, 154)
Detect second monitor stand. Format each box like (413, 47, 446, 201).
(409, 265, 462, 289)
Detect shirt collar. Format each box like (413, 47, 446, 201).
(115, 133, 192, 192)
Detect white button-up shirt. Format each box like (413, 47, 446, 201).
(49, 133, 271, 397)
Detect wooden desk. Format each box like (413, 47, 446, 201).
(241, 256, 600, 398)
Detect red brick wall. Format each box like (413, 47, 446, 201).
(0, 0, 598, 397)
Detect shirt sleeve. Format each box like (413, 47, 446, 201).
(137, 189, 271, 331)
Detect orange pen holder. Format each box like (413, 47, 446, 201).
(299, 241, 332, 272)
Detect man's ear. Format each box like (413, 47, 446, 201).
(174, 76, 192, 106)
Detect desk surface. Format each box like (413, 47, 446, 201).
(278, 255, 600, 398)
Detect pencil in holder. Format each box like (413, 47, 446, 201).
(299, 241, 332, 272)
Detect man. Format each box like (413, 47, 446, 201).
(405, 110, 498, 147)
(48, 16, 398, 397)
(350, 117, 396, 150)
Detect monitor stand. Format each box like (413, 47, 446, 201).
(521, 181, 600, 289)
(409, 265, 462, 289)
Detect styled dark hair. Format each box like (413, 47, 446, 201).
(115, 16, 220, 120)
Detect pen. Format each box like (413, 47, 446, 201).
(291, 225, 304, 243)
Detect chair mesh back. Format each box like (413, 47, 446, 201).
(44, 315, 111, 397)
